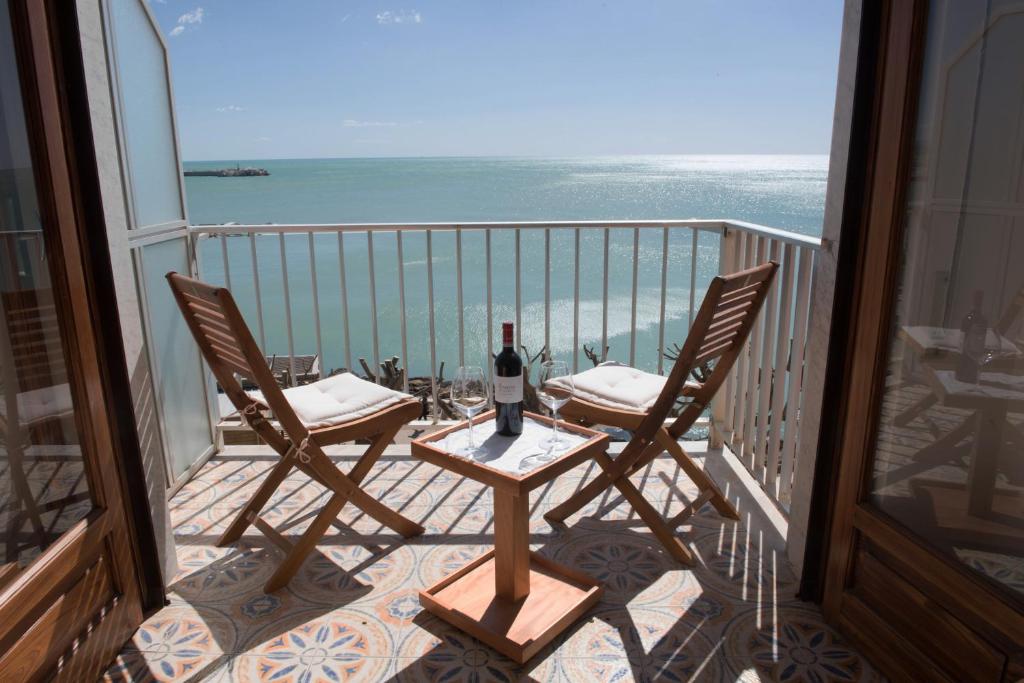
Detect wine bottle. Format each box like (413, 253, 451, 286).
(494, 321, 524, 436)
(956, 290, 987, 383)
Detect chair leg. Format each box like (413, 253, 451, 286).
(321, 424, 423, 536)
(593, 450, 694, 565)
(263, 426, 423, 591)
(544, 440, 664, 524)
(304, 432, 425, 539)
(544, 470, 614, 524)
(219, 455, 295, 546)
(264, 491, 349, 592)
(656, 428, 740, 521)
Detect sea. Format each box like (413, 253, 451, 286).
(187, 155, 827, 378)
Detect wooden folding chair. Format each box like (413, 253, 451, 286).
(544, 261, 778, 564)
(167, 272, 424, 592)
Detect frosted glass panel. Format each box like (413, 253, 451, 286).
(140, 238, 211, 479)
(109, 0, 183, 228)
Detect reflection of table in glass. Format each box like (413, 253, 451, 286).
(896, 326, 1020, 427)
(411, 411, 608, 663)
(923, 369, 1024, 517)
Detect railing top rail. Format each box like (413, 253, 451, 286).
(187, 218, 822, 250)
(723, 220, 823, 249)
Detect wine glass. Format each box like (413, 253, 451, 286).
(537, 360, 573, 454)
(451, 366, 488, 458)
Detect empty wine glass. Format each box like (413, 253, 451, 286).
(538, 360, 573, 454)
(451, 366, 488, 458)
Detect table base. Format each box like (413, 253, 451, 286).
(418, 549, 603, 664)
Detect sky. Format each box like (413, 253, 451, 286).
(149, 1, 844, 160)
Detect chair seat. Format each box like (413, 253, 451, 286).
(550, 362, 697, 413)
(249, 372, 412, 429)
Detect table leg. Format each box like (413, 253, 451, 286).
(967, 404, 1006, 518)
(493, 490, 530, 601)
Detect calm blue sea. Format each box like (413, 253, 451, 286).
(187, 155, 827, 377)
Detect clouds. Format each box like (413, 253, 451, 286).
(216, 105, 245, 113)
(376, 10, 421, 25)
(169, 7, 203, 37)
(179, 7, 204, 24)
(342, 119, 398, 128)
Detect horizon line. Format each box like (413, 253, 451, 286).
(182, 152, 832, 163)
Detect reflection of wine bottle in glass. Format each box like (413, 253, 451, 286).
(957, 290, 987, 383)
(494, 322, 524, 436)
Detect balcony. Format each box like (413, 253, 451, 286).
(188, 219, 822, 510)
(98, 219, 880, 681)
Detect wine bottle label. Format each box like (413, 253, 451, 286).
(494, 375, 523, 403)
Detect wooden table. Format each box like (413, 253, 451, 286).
(922, 369, 1024, 517)
(411, 410, 608, 663)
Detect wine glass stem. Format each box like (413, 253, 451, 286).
(467, 413, 475, 449)
(552, 409, 559, 444)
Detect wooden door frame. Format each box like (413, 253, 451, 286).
(0, 0, 165, 677)
(816, 0, 1024, 674)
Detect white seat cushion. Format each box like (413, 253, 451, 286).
(0, 383, 74, 425)
(248, 372, 411, 429)
(549, 362, 670, 412)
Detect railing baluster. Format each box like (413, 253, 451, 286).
(367, 231, 380, 382)
(766, 243, 796, 496)
(779, 247, 814, 506)
(456, 226, 465, 367)
(279, 233, 297, 381)
(657, 227, 669, 375)
(629, 227, 639, 367)
(307, 232, 323, 371)
(741, 237, 768, 470)
(754, 239, 782, 483)
(731, 232, 753, 447)
(220, 235, 232, 290)
(711, 226, 736, 447)
(427, 229, 438, 421)
(544, 227, 551, 356)
(396, 231, 409, 393)
(689, 229, 698, 331)
(515, 228, 522, 350)
(337, 233, 352, 372)
(249, 234, 267, 351)
(573, 228, 580, 373)
(601, 227, 609, 362)
(486, 229, 493, 382)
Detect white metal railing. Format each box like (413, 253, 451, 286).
(188, 219, 821, 511)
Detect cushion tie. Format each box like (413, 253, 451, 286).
(285, 436, 312, 464)
(241, 401, 268, 427)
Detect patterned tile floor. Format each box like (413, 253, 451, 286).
(103, 439, 883, 682)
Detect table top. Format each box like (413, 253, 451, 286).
(410, 410, 609, 495)
(900, 326, 1020, 357)
(926, 369, 1024, 410)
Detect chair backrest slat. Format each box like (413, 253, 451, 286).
(634, 261, 778, 445)
(166, 272, 307, 437)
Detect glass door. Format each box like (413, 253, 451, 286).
(824, 1, 1024, 679)
(0, 0, 145, 678)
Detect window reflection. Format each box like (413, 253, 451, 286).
(0, 0, 91, 587)
(871, 1, 1024, 599)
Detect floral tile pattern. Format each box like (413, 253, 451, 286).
(104, 442, 884, 682)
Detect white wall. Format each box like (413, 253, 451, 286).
(786, 0, 863, 576)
